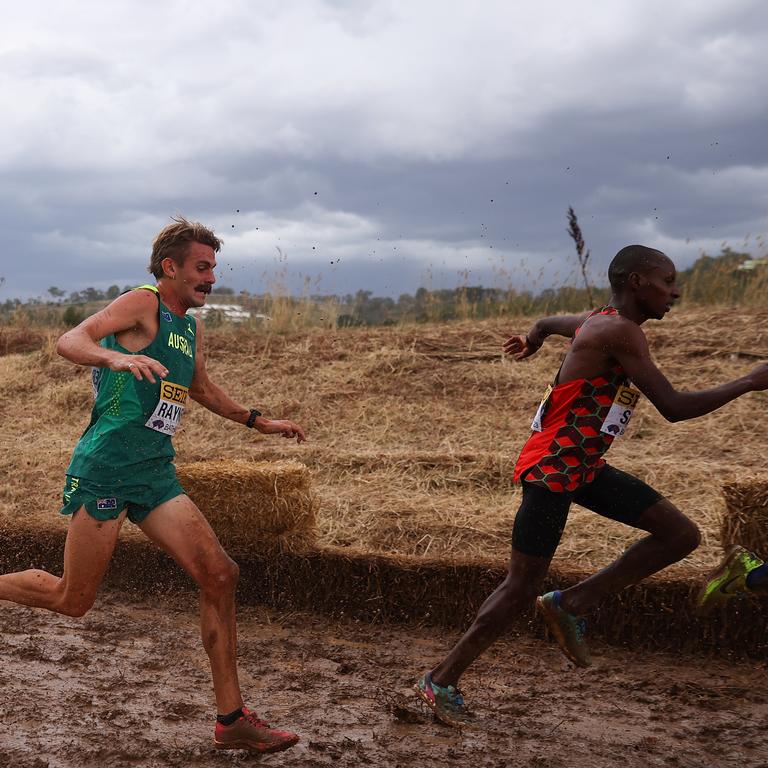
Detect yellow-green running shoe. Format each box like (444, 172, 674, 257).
(413, 673, 474, 728)
(696, 545, 764, 615)
(536, 590, 592, 668)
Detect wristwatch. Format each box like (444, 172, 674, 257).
(245, 409, 262, 428)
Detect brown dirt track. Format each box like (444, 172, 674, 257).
(2, 593, 767, 768)
(2, 309, 768, 765)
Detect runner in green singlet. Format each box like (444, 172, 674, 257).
(0, 216, 305, 754)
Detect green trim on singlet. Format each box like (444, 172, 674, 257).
(67, 286, 197, 485)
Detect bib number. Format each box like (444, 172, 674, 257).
(600, 384, 641, 438)
(145, 380, 188, 436)
(531, 384, 553, 432)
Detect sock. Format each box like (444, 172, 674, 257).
(217, 707, 244, 726)
(745, 563, 768, 592)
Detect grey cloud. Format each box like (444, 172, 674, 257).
(1, 1, 767, 300)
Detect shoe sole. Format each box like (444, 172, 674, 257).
(536, 596, 591, 668)
(695, 545, 748, 615)
(412, 683, 468, 729)
(213, 735, 299, 753)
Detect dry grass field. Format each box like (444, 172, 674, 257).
(4, 307, 768, 767)
(2, 306, 768, 578)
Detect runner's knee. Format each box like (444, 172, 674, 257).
(670, 518, 701, 558)
(641, 501, 701, 558)
(197, 554, 239, 594)
(55, 588, 98, 618)
(655, 514, 701, 559)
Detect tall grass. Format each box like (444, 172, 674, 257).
(679, 249, 768, 306)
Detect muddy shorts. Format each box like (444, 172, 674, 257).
(511, 464, 663, 558)
(60, 464, 185, 525)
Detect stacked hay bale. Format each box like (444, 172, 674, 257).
(721, 479, 768, 558)
(176, 459, 317, 554)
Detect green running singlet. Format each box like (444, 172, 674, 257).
(66, 285, 197, 487)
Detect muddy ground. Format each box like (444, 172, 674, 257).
(0, 591, 766, 768)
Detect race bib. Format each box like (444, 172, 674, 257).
(600, 384, 641, 438)
(145, 380, 188, 435)
(531, 384, 553, 432)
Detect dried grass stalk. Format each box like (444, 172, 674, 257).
(721, 479, 768, 558)
(176, 459, 317, 554)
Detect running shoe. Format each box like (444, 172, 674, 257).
(536, 590, 591, 668)
(213, 707, 299, 753)
(413, 672, 474, 728)
(696, 545, 765, 615)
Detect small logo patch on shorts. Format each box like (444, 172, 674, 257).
(96, 497, 118, 511)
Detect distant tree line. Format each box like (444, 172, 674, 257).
(2, 246, 767, 328)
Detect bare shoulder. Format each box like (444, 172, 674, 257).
(577, 313, 646, 351)
(599, 314, 648, 352)
(86, 288, 158, 335)
(99, 287, 157, 311)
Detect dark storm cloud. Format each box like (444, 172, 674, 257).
(1, 1, 767, 299)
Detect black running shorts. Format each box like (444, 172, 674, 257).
(511, 464, 664, 559)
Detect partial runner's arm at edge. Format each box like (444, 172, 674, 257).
(504, 311, 592, 360)
(188, 318, 306, 442)
(611, 324, 768, 422)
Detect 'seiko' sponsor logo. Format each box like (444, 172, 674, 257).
(160, 381, 189, 406)
(145, 381, 189, 436)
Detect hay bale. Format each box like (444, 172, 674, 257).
(721, 480, 768, 558)
(176, 459, 317, 554)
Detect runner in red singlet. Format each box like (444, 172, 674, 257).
(414, 244, 768, 728)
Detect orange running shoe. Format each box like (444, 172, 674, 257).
(213, 707, 299, 753)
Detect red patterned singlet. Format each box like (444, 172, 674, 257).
(513, 307, 640, 492)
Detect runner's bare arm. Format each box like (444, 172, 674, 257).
(610, 324, 768, 421)
(55, 290, 168, 382)
(503, 311, 592, 360)
(188, 318, 306, 442)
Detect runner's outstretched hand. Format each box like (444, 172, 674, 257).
(503, 334, 541, 361)
(255, 418, 306, 443)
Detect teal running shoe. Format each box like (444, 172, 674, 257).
(696, 545, 764, 615)
(536, 590, 591, 667)
(413, 672, 474, 728)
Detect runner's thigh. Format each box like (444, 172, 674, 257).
(61, 506, 127, 595)
(573, 465, 664, 528)
(512, 482, 574, 558)
(137, 494, 232, 581)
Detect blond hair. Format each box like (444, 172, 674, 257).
(147, 216, 222, 279)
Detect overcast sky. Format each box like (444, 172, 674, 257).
(1, 0, 767, 300)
